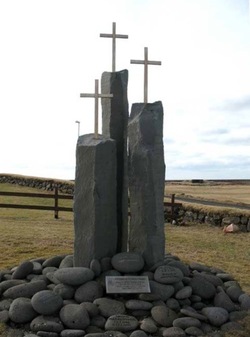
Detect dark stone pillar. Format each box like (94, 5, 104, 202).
(101, 70, 129, 252)
(128, 101, 165, 268)
(74, 134, 117, 267)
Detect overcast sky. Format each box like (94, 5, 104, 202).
(0, 0, 249, 180)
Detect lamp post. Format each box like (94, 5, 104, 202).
(75, 120, 80, 138)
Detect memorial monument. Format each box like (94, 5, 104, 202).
(74, 23, 165, 269)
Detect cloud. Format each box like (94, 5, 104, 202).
(214, 96, 250, 112)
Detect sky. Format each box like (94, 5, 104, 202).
(0, 0, 249, 180)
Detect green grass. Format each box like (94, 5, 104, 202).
(0, 181, 249, 337)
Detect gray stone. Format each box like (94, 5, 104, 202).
(138, 293, 161, 301)
(59, 255, 74, 268)
(189, 276, 216, 299)
(37, 332, 59, 337)
(42, 256, 65, 268)
(97, 270, 121, 288)
(162, 327, 186, 337)
(31, 290, 63, 315)
(173, 317, 201, 329)
(189, 262, 211, 272)
(0, 310, 9, 323)
(59, 304, 90, 329)
(175, 286, 192, 299)
(154, 265, 183, 284)
(0, 279, 26, 294)
(9, 297, 37, 323)
(111, 252, 144, 273)
(216, 273, 234, 281)
(42, 267, 58, 275)
(166, 298, 180, 311)
(75, 281, 103, 303)
(149, 280, 175, 301)
(12, 261, 34, 279)
(100, 257, 112, 272)
(53, 284, 75, 300)
(46, 272, 61, 285)
(30, 315, 64, 333)
(129, 330, 148, 337)
(93, 298, 125, 317)
(90, 259, 102, 277)
(239, 293, 250, 310)
(105, 314, 139, 332)
(221, 321, 244, 332)
(140, 317, 158, 333)
(80, 302, 99, 317)
(0, 298, 13, 310)
(185, 326, 204, 336)
(125, 300, 152, 311)
(180, 308, 207, 321)
(74, 134, 117, 267)
(101, 70, 129, 252)
(90, 315, 106, 328)
(32, 262, 43, 274)
(151, 305, 178, 327)
(229, 310, 248, 321)
(61, 330, 86, 337)
(214, 291, 236, 312)
(199, 273, 224, 287)
(128, 102, 165, 268)
(54, 267, 94, 286)
(167, 260, 190, 277)
(3, 280, 47, 299)
(202, 307, 229, 327)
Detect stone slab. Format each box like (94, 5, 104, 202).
(74, 134, 117, 267)
(101, 70, 129, 252)
(106, 276, 150, 294)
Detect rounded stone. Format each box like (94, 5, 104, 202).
(167, 260, 190, 277)
(36, 332, 59, 337)
(3, 280, 47, 299)
(111, 252, 144, 273)
(162, 327, 186, 337)
(12, 261, 34, 279)
(130, 330, 148, 337)
(97, 270, 121, 288)
(0, 299, 13, 310)
(31, 290, 63, 315)
(175, 286, 192, 299)
(226, 285, 243, 302)
(229, 310, 248, 321)
(214, 291, 236, 312)
(30, 315, 64, 333)
(166, 298, 180, 311)
(100, 257, 112, 272)
(55, 267, 95, 286)
(90, 259, 102, 277)
(105, 314, 139, 332)
(200, 273, 224, 287)
(140, 317, 158, 333)
(221, 321, 244, 332)
(53, 284, 75, 300)
(42, 267, 58, 275)
(239, 293, 250, 310)
(149, 280, 175, 301)
(60, 304, 90, 329)
(75, 281, 103, 303)
(42, 255, 65, 268)
(180, 308, 207, 321)
(80, 302, 99, 317)
(154, 265, 183, 284)
(0, 310, 9, 323)
(9, 297, 37, 323)
(125, 300, 153, 311)
(173, 317, 201, 329)
(32, 261, 43, 275)
(59, 255, 74, 268)
(93, 298, 125, 317)
(0, 279, 26, 294)
(61, 330, 86, 337)
(90, 315, 106, 328)
(202, 307, 229, 327)
(185, 326, 204, 336)
(189, 276, 216, 299)
(151, 305, 177, 327)
(189, 262, 211, 272)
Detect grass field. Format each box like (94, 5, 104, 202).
(0, 181, 250, 337)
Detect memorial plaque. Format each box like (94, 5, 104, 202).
(106, 276, 150, 293)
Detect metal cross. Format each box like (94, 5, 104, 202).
(100, 22, 128, 72)
(80, 79, 113, 139)
(130, 47, 162, 103)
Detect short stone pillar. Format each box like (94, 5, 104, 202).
(128, 101, 165, 268)
(101, 70, 129, 252)
(74, 134, 117, 267)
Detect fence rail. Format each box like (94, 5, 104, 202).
(0, 188, 181, 220)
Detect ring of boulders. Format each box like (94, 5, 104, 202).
(0, 252, 250, 337)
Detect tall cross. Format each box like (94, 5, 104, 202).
(80, 79, 113, 139)
(130, 47, 162, 103)
(100, 22, 128, 72)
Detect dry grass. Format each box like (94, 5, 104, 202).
(0, 181, 249, 337)
(165, 181, 250, 205)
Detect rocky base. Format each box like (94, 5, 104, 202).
(0, 253, 250, 337)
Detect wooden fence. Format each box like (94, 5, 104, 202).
(0, 188, 181, 221)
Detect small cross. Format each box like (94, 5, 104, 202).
(80, 79, 113, 139)
(100, 22, 128, 72)
(130, 47, 162, 103)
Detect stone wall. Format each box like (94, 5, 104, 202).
(165, 206, 250, 232)
(0, 174, 74, 194)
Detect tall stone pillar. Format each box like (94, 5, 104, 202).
(128, 101, 165, 268)
(74, 134, 117, 267)
(101, 70, 129, 252)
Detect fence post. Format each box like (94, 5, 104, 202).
(54, 186, 59, 219)
(171, 194, 175, 222)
